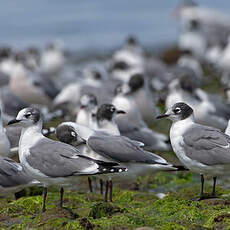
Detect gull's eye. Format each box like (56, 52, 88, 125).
(173, 107, 181, 114)
(25, 112, 32, 118)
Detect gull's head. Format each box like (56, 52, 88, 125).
(128, 73, 144, 93)
(97, 104, 126, 122)
(57, 122, 92, 145)
(80, 94, 97, 109)
(56, 123, 82, 146)
(83, 66, 106, 82)
(126, 35, 138, 46)
(156, 102, 193, 122)
(8, 107, 42, 127)
(114, 73, 144, 96)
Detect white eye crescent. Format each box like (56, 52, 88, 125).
(25, 112, 32, 118)
(174, 107, 181, 114)
(71, 131, 76, 137)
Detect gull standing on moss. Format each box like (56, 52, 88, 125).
(156, 102, 230, 200)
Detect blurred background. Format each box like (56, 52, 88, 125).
(1, 0, 230, 52)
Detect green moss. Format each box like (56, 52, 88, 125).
(7, 196, 43, 215)
(1, 187, 230, 229)
(88, 202, 125, 219)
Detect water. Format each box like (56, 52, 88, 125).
(0, 0, 230, 52)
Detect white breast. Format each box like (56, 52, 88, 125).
(76, 109, 90, 127)
(170, 119, 200, 171)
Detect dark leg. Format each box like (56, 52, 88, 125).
(200, 174, 204, 197)
(109, 180, 113, 202)
(100, 179, 104, 195)
(94, 177, 98, 190)
(88, 177, 93, 193)
(104, 181, 109, 202)
(60, 187, 64, 208)
(212, 177, 217, 196)
(42, 187, 48, 213)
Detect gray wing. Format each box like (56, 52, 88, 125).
(117, 119, 171, 151)
(87, 134, 167, 164)
(27, 138, 112, 177)
(183, 126, 230, 165)
(116, 117, 140, 134)
(0, 157, 33, 187)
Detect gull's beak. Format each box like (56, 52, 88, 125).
(8, 119, 21, 125)
(117, 110, 126, 114)
(156, 114, 169, 119)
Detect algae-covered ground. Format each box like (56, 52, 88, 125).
(1, 48, 230, 230)
(2, 172, 230, 230)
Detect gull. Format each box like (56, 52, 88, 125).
(40, 42, 65, 76)
(112, 85, 170, 151)
(178, 19, 207, 59)
(156, 102, 230, 200)
(58, 122, 176, 201)
(112, 72, 159, 123)
(0, 156, 40, 197)
(112, 82, 147, 128)
(94, 104, 171, 151)
(76, 94, 98, 127)
(112, 73, 160, 125)
(109, 37, 145, 82)
(8, 107, 127, 212)
(177, 49, 203, 82)
(125, 73, 160, 123)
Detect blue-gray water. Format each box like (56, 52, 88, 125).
(0, 0, 230, 52)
